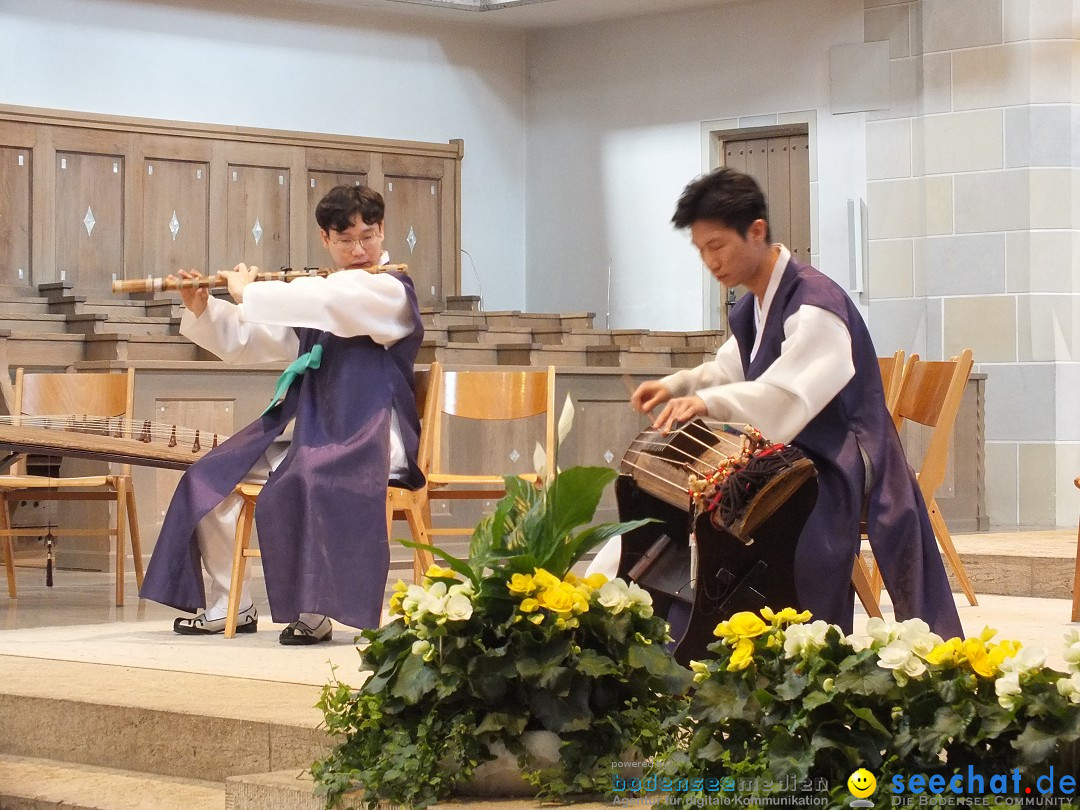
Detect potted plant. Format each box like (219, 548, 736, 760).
(313, 466, 693, 809)
(653, 610, 1080, 807)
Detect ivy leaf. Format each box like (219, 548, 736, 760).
(390, 653, 438, 704)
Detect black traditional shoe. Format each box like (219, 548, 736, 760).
(279, 616, 333, 646)
(173, 605, 258, 635)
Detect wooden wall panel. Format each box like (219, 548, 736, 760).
(383, 173, 442, 307)
(142, 159, 210, 277)
(0, 146, 31, 287)
(0, 104, 462, 300)
(54, 151, 124, 292)
(226, 164, 290, 272)
(306, 169, 367, 269)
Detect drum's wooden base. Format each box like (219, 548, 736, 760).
(615, 473, 818, 666)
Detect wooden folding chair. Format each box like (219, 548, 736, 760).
(420, 366, 557, 541)
(866, 349, 977, 607)
(0, 368, 143, 606)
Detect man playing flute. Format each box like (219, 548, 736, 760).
(141, 184, 424, 645)
(620, 168, 962, 639)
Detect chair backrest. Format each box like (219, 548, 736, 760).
(15, 368, 134, 422)
(413, 362, 440, 476)
(13, 368, 136, 474)
(877, 350, 905, 418)
(893, 348, 974, 500)
(427, 365, 557, 482)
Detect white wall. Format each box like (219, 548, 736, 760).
(0, 0, 529, 308)
(523, 0, 867, 329)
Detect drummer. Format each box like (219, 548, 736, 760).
(620, 168, 961, 638)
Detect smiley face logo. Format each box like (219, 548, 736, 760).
(847, 768, 877, 799)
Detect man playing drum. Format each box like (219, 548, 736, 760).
(626, 168, 962, 638)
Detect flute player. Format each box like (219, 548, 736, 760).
(141, 184, 425, 645)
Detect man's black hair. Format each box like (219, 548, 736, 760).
(671, 167, 772, 241)
(315, 185, 385, 233)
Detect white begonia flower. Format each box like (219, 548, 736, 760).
(999, 645, 1046, 675)
(783, 620, 831, 659)
(996, 670, 1023, 710)
(444, 593, 474, 621)
(877, 640, 925, 681)
(597, 580, 633, 614)
(1057, 671, 1080, 704)
(448, 581, 474, 599)
(1063, 630, 1080, 671)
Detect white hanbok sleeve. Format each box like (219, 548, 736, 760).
(180, 294, 299, 364)
(240, 270, 414, 346)
(659, 336, 745, 396)
(692, 305, 855, 444)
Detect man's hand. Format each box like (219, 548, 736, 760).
(172, 269, 209, 317)
(630, 380, 673, 414)
(651, 395, 708, 435)
(219, 263, 259, 303)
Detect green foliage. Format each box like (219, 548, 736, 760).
(313, 467, 692, 808)
(655, 611, 1080, 807)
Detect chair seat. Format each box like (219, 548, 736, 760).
(427, 473, 540, 486)
(0, 474, 119, 489)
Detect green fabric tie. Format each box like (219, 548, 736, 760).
(263, 344, 323, 415)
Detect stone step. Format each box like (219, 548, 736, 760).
(0, 297, 52, 316)
(83, 334, 202, 363)
(0, 659, 329, 783)
(0, 313, 71, 333)
(47, 296, 175, 319)
(65, 314, 181, 338)
(0, 331, 85, 366)
(0, 754, 222, 810)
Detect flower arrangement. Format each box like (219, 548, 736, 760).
(312, 467, 693, 809)
(655, 610, 1080, 806)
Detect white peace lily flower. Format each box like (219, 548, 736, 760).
(996, 670, 1023, 709)
(597, 580, 633, 614)
(1057, 672, 1080, 704)
(784, 620, 831, 659)
(444, 593, 474, 621)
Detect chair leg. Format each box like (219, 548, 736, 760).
(125, 480, 144, 590)
(114, 476, 127, 607)
(225, 496, 256, 639)
(0, 496, 15, 599)
(852, 555, 882, 619)
(405, 502, 434, 583)
(927, 498, 977, 606)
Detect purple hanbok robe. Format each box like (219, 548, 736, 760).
(729, 258, 963, 638)
(141, 270, 424, 629)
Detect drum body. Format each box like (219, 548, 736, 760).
(616, 419, 818, 664)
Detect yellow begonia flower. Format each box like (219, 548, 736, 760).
(727, 638, 756, 671)
(583, 573, 608, 589)
(519, 597, 540, 613)
(963, 638, 1002, 678)
(537, 584, 577, 614)
(533, 569, 561, 591)
(508, 573, 537, 596)
(715, 611, 768, 641)
(926, 638, 964, 667)
(424, 564, 454, 580)
(528, 613, 545, 625)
